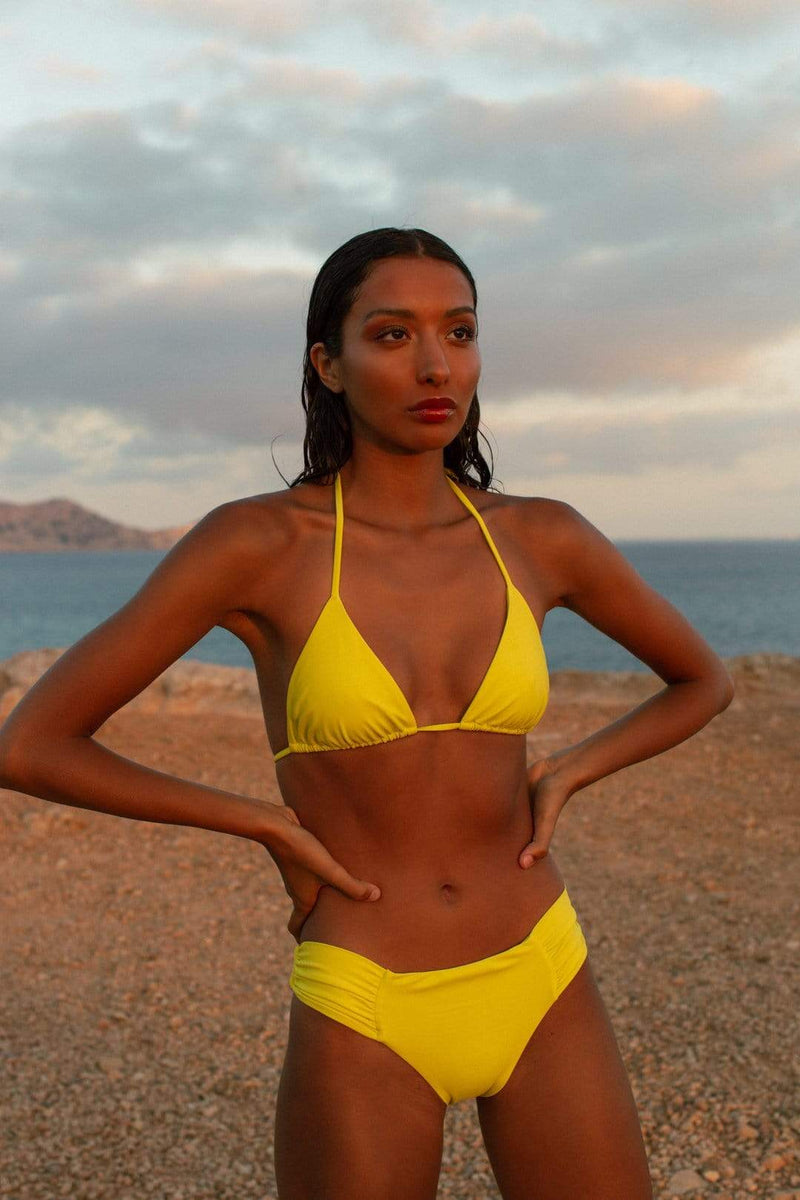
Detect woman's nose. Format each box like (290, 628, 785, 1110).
(416, 340, 450, 385)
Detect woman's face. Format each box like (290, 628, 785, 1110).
(310, 255, 481, 452)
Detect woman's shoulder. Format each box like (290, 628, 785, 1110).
(184, 483, 335, 629)
(204, 479, 333, 546)
(469, 483, 616, 598)
(461, 479, 589, 547)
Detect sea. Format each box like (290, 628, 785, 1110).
(0, 541, 797, 675)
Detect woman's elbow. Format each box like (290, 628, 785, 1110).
(0, 736, 25, 790)
(713, 664, 736, 712)
(0, 719, 45, 790)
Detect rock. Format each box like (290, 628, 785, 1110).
(738, 1122, 760, 1140)
(0, 646, 262, 718)
(667, 1168, 707, 1195)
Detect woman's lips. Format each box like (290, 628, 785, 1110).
(408, 406, 456, 422)
(408, 398, 456, 422)
(409, 398, 456, 411)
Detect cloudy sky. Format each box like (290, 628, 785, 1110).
(2, 0, 799, 538)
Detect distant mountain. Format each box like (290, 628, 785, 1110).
(0, 497, 196, 551)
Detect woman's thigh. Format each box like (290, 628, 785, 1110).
(274, 994, 447, 1200)
(476, 958, 653, 1200)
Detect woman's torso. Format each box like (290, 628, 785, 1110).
(221, 472, 567, 970)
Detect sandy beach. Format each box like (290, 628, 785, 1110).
(1, 650, 798, 1200)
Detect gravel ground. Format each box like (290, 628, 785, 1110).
(1, 654, 798, 1200)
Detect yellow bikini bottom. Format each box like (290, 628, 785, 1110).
(289, 886, 588, 1105)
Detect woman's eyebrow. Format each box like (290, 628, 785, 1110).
(361, 305, 476, 324)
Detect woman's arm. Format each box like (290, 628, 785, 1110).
(518, 499, 734, 866)
(0, 501, 286, 842)
(0, 498, 383, 915)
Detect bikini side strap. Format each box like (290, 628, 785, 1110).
(445, 474, 512, 587)
(332, 472, 344, 598)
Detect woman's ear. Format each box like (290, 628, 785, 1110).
(309, 342, 344, 394)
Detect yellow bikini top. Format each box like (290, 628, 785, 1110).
(272, 470, 549, 763)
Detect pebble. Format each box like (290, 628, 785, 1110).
(667, 1168, 707, 1194)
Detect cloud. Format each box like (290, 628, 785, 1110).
(3, 52, 800, 477)
(345, 0, 613, 66)
(507, 447, 799, 540)
(35, 56, 110, 84)
(133, 0, 315, 43)
(0, 401, 296, 523)
(1, 264, 309, 441)
(236, 57, 366, 104)
(156, 39, 252, 81)
(482, 387, 798, 480)
(132, 0, 618, 68)
(599, 0, 799, 35)
(474, 223, 800, 395)
(452, 13, 620, 70)
(3, 0, 798, 538)
(0, 403, 149, 481)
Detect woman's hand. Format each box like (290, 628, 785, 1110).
(260, 805, 381, 942)
(519, 757, 573, 868)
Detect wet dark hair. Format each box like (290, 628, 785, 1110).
(282, 227, 497, 490)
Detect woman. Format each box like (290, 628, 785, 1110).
(0, 227, 733, 1199)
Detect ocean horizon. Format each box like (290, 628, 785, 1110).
(1, 539, 797, 674)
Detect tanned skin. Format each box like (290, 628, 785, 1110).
(0, 255, 733, 1199)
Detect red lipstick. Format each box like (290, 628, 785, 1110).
(408, 397, 456, 423)
(409, 397, 456, 410)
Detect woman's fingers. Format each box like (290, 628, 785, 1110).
(519, 786, 566, 868)
(270, 822, 381, 903)
(322, 854, 381, 901)
(287, 909, 309, 943)
(287, 904, 309, 941)
(291, 826, 381, 900)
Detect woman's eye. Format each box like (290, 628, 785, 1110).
(376, 325, 477, 342)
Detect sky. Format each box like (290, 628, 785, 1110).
(1, 0, 799, 539)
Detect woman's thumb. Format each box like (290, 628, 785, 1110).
(329, 860, 381, 901)
(520, 806, 558, 867)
